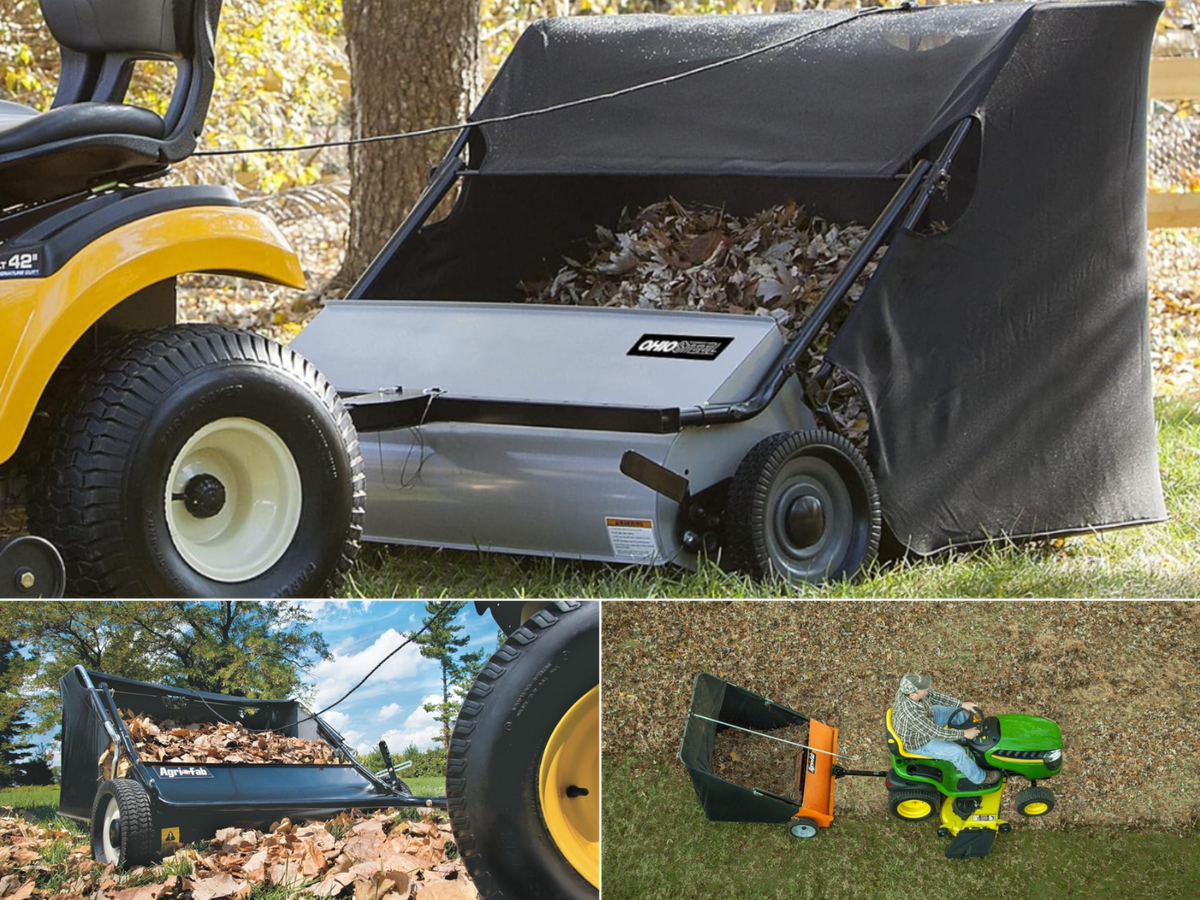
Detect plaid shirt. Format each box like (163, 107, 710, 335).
(892, 686, 964, 750)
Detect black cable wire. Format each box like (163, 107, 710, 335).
(194, 8, 886, 159)
(182, 600, 459, 733)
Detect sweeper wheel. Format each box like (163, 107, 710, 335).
(722, 430, 880, 584)
(0, 535, 65, 598)
(448, 601, 599, 900)
(28, 324, 363, 597)
(789, 817, 819, 839)
(1014, 786, 1056, 817)
(91, 778, 156, 868)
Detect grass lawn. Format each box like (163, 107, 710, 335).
(341, 396, 1200, 598)
(602, 756, 1200, 900)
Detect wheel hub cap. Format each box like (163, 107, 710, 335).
(178, 473, 227, 519)
(538, 685, 600, 889)
(785, 495, 825, 547)
(108, 818, 121, 848)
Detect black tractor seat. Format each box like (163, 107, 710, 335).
(0, 0, 221, 209)
(0, 102, 165, 153)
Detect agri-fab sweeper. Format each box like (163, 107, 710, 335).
(58, 601, 599, 900)
(679, 674, 1063, 859)
(293, 0, 1168, 585)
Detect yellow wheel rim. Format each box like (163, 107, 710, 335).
(539, 684, 599, 889)
(1023, 801, 1049, 816)
(897, 799, 932, 819)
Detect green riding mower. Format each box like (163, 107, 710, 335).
(884, 707, 1063, 858)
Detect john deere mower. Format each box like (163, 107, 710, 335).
(885, 707, 1063, 858)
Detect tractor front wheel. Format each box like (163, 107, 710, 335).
(1014, 786, 1056, 817)
(447, 601, 599, 900)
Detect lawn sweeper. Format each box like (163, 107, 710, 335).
(294, 0, 1167, 585)
(59, 601, 599, 900)
(679, 674, 1063, 859)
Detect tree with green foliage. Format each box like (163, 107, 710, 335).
(412, 602, 490, 748)
(0, 638, 41, 787)
(0, 601, 330, 731)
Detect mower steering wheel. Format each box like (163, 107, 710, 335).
(947, 706, 983, 732)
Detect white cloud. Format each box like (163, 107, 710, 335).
(377, 703, 401, 721)
(309, 629, 425, 707)
(378, 694, 443, 752)
(320, 709, 351, 731)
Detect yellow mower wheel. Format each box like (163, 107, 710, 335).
(888, 790, 939, 821)
(539, 685, 600, 888)
(1015, 786, 1056, 817)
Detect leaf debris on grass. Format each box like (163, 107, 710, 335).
(0, 807, 475, 900)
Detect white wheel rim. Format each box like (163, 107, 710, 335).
(164, 417, 303, 582)
(101, 796, 120, 863)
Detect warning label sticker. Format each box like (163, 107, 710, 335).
(605, 517, 657, 560)
(161, 827, 181, 848)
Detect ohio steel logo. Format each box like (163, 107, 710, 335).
(627, 334, 733, 361)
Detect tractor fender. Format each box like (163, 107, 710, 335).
(0, 205, 305, 464)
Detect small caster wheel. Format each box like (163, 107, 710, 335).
(999, 823, 1012, 833)
(789, 817, 819, 839)
(936, 827, 950, 838)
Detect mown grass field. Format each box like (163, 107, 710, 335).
(602, 757, 1200, 900)
(340, 397, 1200, 598)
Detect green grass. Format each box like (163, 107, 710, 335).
(400, 775, 445, 797)
(603, 756, 1200, 900)
(340, 396, 1200, 598)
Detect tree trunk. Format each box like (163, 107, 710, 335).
(338, 0, 479, 289)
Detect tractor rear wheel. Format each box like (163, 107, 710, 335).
(888, 789, 940, 822)
(448, 601, 599, 900)
(722, 430, 880, 585)
(28, 325, 363, 597)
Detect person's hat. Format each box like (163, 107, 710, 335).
(900, 673, 931, 694)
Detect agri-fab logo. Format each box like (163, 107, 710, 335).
(628, 334, 733, 361)
(155, 766, 213, 778)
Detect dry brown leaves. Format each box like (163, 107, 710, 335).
(1148, 227, 1200, 395)
(98, 711, 342, 780)
(521, 197, 878, 448)
(603, 600, 1200, 830)
(0, 809, 475, 900)
(711, 723, 810, 800)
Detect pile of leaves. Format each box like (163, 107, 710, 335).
(710, 723, 810, 800)
(1148, 228, 1200, 395)
(603, 601, 1200, 830)
(98, 711, 343, 780)
(522, 198, 878, 448)
(0, 808, 475, 900)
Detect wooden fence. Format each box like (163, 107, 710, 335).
(1149, 57, 1200, 228)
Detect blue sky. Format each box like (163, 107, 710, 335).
(294, 601, 502, 754)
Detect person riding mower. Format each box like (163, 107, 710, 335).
(885, 688, 1063, 858)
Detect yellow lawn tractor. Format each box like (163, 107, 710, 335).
(0, 0, 362, 597)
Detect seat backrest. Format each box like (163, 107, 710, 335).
(39, 0, 222, 161)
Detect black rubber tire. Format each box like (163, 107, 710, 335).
(888, 789, 941, 822)
(1014, 785, 1056, 817)
(27, 324, 364, 597)
(91, 778, 156, 867)
(721, 430, 880, 585)
(447, 600, 599, 900)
